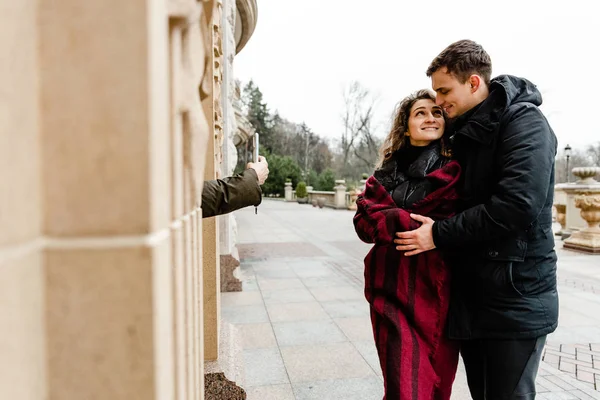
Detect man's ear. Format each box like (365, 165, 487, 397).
(469, 75, 482, 93)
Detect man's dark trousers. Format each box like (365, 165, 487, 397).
(461, 336, 546, 399)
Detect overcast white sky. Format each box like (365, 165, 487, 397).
(234, 0, 599, 152)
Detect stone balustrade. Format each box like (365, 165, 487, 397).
(284, 178, 369, 210)
(307, 191, 336, 208)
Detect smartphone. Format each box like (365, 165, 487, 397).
(252, 132, 260, 163)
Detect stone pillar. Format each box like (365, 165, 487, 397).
(169, 2, 215, 398)
(39, 0, 177, 397)
(285, 182, 293, 201)
(202, 0, 224, 363)
(0, 3, 45, 398)
(334, 180, 347, 209)
(2, 1, 217, 399)
(218, 0, 243, 294)
(563, 168, 600, 254)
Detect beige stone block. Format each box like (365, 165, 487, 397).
(147, 0, 172, 234)
(45, 245, 158, 400)
(0, 249, 46, 400)
(171, 224, 188, 400)
(183, 216, 195, 398)
(193, 211, 204, 398)
(171, 112, 185, 221)
(38, 0, 173, 236)
(152, 239, 175, 400)
(0, 1, 41, 247)
(203, 216, 220, 361)
(190, 212, 200, 397)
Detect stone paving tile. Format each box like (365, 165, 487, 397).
(246, 384, 295, 400)
(221, 304, 269, 324)
(243, 348, 289, 387)
(560, 278, 600, 295)
(256, 277, 305, 291)
(292, 377, 383, 400)
(221, 291, 264, 307)
(266, 302, 330, 323)
(538, 392, 587, 399)
(308, 286, 364, 302)
(543, 342, 600, 391)
(280, 343, 376, 383)
(300, 275, 353, 288)
(333, 317, 374, 342)
(319, 299, 370, 318)
(537, 362, 600, 398)
(253, 267, 298, 279)
(291, 264, 337, 279)
(261, 288, 316, 305)
(272, 320, 347, 347)
(352, 340, 382, 378)
(238, 242, 327, 259)
(238, 323, 277, 350)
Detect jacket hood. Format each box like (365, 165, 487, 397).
(452, 75, 542, 144)
(494, 75, 542, 107)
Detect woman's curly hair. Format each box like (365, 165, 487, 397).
(376, 89, 451, 169)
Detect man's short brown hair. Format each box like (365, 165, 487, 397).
(426, 39, 492, 86)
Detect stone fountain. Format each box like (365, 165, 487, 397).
(562, 167, 600, 254)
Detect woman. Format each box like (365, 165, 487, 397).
(354, 90, 461, 400)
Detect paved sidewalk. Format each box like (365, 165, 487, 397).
(222, 199, 600, 399)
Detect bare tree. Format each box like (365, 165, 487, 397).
(555, 146, 593, 183)
(586, 141, 600, 166)
(353, 119, 382, 171)
(340, 82, 376, 172)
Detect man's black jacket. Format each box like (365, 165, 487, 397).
(433, 75, 559, 340)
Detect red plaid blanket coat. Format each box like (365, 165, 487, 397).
(353, 161, 461, 400)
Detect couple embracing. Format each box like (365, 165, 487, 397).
(354, 39, 558, 400)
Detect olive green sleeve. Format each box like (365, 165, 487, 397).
(201, 169, 262, 218)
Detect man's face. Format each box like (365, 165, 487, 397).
(431, 67, 475, 119)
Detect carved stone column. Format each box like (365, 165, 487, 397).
(218, 0, 243, 294)
(202, 0, 224, 364)
(563, 168, 600, 254)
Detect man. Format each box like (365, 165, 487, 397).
(395, 40, 558, 399)
(201, 155, 269, 218)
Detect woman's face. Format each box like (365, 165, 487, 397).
(406, 99, 445, 147)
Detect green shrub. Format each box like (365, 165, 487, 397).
(295, 181, 307, 198)
(260, 154, 303, 196)
(316, 168, 336, 191)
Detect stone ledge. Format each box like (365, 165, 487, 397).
(563, 239, 600, 254)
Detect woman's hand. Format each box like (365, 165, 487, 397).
(394, 214, 436, 256)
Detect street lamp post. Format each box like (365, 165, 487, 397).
(565, 144, 572, 183)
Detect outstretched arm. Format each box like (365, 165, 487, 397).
(201, 169, 262, 218)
